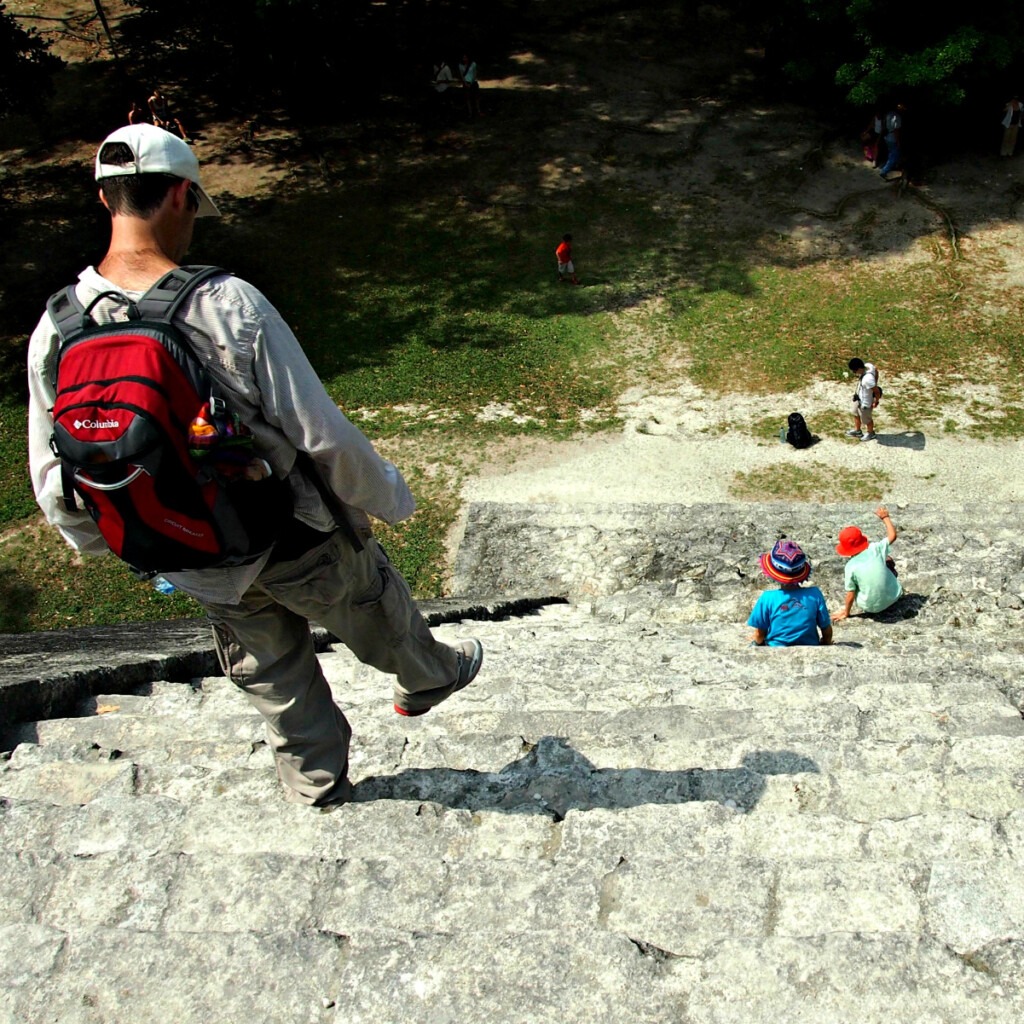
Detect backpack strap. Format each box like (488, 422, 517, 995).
(46, 286, 89, 345)
(133, 265, 226, 322)
(45, 266, 225, 341)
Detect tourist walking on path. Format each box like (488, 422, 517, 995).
(459, 54, 482, 116)
(148, 86, 192, 142)
(832, 506, 903, 621)
(27, 124, 482, 807)
(878, 103, 904, 180)
(748, 539, 833, 647)
(846, 356, 880, 441)
(1001, 96, 1023, 157)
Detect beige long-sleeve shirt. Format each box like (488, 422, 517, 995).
(28, 266, 415, 604)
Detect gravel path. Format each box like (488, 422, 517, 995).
(463, 378, 1024, 506)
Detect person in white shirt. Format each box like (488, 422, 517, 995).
(433, 59, 454, 92)
(846, 356, 880, 442)
(27, 124, 483, 807)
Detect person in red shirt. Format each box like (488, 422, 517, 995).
(555, 233, 579, 284)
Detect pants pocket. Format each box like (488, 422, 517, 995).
(353, 560, 409, 648)
(210, 621, 257, 685)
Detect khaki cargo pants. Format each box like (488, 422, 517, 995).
(204, 531, 459, 805)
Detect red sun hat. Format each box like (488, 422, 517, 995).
(836, 526, 870, 557)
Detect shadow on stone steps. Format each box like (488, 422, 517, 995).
(352, 735, 819, 820)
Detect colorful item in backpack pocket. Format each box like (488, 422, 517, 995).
(188, 401, 271, 481)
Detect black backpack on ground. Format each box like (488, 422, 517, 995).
(785, 412, 814, 449)
(46, 265, 293, 576)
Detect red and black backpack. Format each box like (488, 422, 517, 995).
(46, 265, 292, 576)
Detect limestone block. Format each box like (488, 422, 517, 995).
(132, 763, 281, 804)
(0, 798, 66, 853)
(598, 853, 774, 955)
(52, 794, 187, 858)
(0, 850, 58, 923)
(19, 712, 264, 757)
(828, 769, 947, 821)
(927, 861, 1024, 953)
(949, 735, 1024, 769)
(179, 799, 326, 857)
(839, 738, 949, 773)
(163, 852, 321, 933)
(312, 800, 559, 863)
(327, 929, 694, 1024)
(741, 770, 832, 816)
(5, 927, 349, 1024)
(315, 857, 600, 937)
(41, 851, 175, 932)
(0, 923, 67, 990)
(0, 760, 134, 806)
(944, 767, 1024, 817)
(863, 813, 1007, 861)
(687, 934, 1020, 1024)
(775, 861, 926, 935)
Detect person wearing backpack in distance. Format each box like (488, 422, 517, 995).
(847, 356, 881, 441)
(27, 123, 482, 807)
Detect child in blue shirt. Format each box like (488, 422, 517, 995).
(748, 539, 833, 647)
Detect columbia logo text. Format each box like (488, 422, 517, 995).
(164, 519, 205, 538)
(74, 418, 120, 430)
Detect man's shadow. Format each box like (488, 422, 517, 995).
(353, 736, 819, 821)
(875, 431, 926, 450)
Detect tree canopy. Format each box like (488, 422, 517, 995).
(8, 1, 1024, 132)
(757, 0, 1024, 115)
(0, 1, 63, 119)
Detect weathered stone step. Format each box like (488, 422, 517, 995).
(587, 580, 1024, 631)
(1, 923, 1020, 1024)
(6, 686, 1020, 787)
(455, 501, 1024, 596)
(5, 778, 1020, 867)
(5, 731, 1022, 827)
(29, 641, 1024, 715)
(3, 842, 1023, 952)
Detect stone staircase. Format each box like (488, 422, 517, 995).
(2, 503, 1024, 1023)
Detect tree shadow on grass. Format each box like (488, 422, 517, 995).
(353, 735, 819, 820)
(0, 564, 38, 633)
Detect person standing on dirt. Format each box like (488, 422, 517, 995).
(459, 54, 482, 116)
(878, 103, 904, 180)
(846, 356, 880, 441)
(148, 86, 192, 143)
(556, 233, 579, 284)
(433, 58, 454, 94)
(1001, 96, 1023, 157)
(27, 123, 483, 807)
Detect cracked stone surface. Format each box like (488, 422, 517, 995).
(1, 502, 1023, 1023)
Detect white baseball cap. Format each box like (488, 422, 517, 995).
(95, 123, 220, 217)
